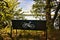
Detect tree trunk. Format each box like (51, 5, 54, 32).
(46, 0, 60, 40)
(46, 0, 54, 40)
(46, 0, 54, 30)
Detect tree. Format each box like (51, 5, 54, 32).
(0, 0, 24, 29)
(45, 0, 53, 30)
(31, 0, 46, 19)
(46, 0, 60, 30)
(32, 0, 60, 40)
(32, 0, 60, 30)
(32, 0, 53, 30)
(52, 2, 60, 23)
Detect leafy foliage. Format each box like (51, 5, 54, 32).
(32, 0, 46, 13)
(32, 0, 60, 30)
(0, 0, 24, 29)
(31, 0, 46, 19)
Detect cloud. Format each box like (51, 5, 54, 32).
(18, 0, 24, 2)
(18, 0, 34, 12)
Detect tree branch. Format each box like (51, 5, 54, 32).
(52, 2, 60, 23)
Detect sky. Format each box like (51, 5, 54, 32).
(18, 0, 39, 20)
(18, 0, 34, 12)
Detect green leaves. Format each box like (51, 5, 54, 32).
(31, 0, 46, 18)
(0, 0, 22, 28)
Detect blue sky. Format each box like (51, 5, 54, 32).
(17, 0, 36, 20)
(18, 0, 34, 12)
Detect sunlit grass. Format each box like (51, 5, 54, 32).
(0, 26, 45, 36)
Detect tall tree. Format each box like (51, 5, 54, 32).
(32, 0, 60, 39)
(32, 0, 60, 30)
(45, 0, 53, 30)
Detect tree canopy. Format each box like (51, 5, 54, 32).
(32, 0, 60, 30)
(0, 0, 24, 29)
